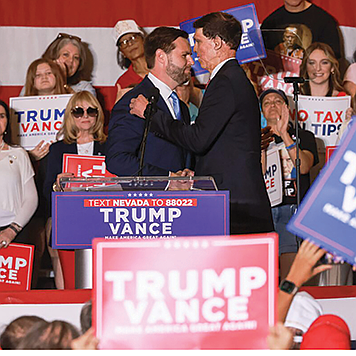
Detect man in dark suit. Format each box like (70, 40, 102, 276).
(106, 27, 194, 177)
(130, 12, 274, 234)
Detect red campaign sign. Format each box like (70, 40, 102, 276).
(62, 154, 116, 178)
(93, 234, 278, 349)
(0, 243, 34, 291)
(247, 49, 301, 95)
(326, 146, 338, 163)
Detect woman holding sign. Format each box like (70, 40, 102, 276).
(299, 42, 353, 179)
(0, 100, 38, 249)
(24, 58, 69, 97)
(22, 57, 74, 287)
(44, 91, 106, 289)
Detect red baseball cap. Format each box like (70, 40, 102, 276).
(300, 314, 351, 350)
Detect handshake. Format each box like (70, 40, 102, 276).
(168, 168, 195, 191)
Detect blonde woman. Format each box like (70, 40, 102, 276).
(43, 91, 106, 289)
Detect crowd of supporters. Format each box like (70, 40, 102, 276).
(1, 0, 356, 350)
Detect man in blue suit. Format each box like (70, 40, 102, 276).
(106, 27, 194, 176)
(130, 13, 274, 234)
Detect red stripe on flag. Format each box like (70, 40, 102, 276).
(1, 0, 356, 27)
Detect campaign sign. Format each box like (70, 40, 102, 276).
(326, 146, 338, 164)
(63, 154, 116, 178)
(0, 243, 34, 291)
(52, 190, 229, 249)
(93, 234, 277, 349)
(180, 3, 266, 76)
(9, 94, 72, 150)
(248, 50, 301, 95)
(264, 147, 283, 207)
(288, 95, 351, 150)
(287, 118, 356, 265)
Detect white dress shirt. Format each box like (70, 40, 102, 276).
(210, 57, 236, 81)
(148, 72, 179, 120)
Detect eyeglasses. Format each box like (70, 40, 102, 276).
(262, 99, 285, 107)
(119, 35, 139, 49)
(71, 106, 98, 118)
(56, 33, 82, 42)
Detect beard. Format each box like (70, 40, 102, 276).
(166, 56, 191, 85)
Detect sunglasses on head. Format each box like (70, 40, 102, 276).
(71, 106, 98, 118)
(56, 32, 82, 42)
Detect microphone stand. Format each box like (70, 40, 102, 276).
(284, 77, 304, 248)
(138, 90, 159, 176)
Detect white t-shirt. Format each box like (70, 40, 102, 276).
(0, 146, 35, 226)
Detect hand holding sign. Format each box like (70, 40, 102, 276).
(278, 240, 332, 323)
(56, 172, 75, 191)
(71, 328, 99, 350)
(286, 240, 331, 288)
(267, 322, 293, 350)
(29, 140, 51, 161)
(0, 228, 16, 249)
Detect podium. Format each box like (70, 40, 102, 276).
(53, 176, 229, 289)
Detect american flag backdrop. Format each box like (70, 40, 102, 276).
(1, 0, 356, 117)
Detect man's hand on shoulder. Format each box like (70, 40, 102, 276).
(129, 94, 149, 118)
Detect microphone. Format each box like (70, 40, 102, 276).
(148, 87, 159, 103)
(284, 77, 307, 84)
(144, 87, 159, 119)
(139, 87, 160, 176)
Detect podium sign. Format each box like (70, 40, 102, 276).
(52, 190, 229, 249)
(93, 234, 277, 349)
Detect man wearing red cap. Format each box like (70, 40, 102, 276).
(301, 314, 351, 349)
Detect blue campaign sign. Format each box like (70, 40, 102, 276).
(52, 190, 229, 249)
(287, 117, 356, 265)
(180, 3, 266, 76)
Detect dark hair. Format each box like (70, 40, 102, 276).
(260, 88, 289, 106)
(0, 316, 46, 350)
(16, 320, 80, 350)
(0, 99, 11, 145)
(300, 42, 344, 96)
(80, 300, 92, 334)
(193, 12, 242, 51)
(43, 34, 86, 84)
(144, 27, 189, 69)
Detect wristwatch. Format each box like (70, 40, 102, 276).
(279, 279, 299, 295)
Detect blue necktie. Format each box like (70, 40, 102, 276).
(170, 91, 182, 121)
